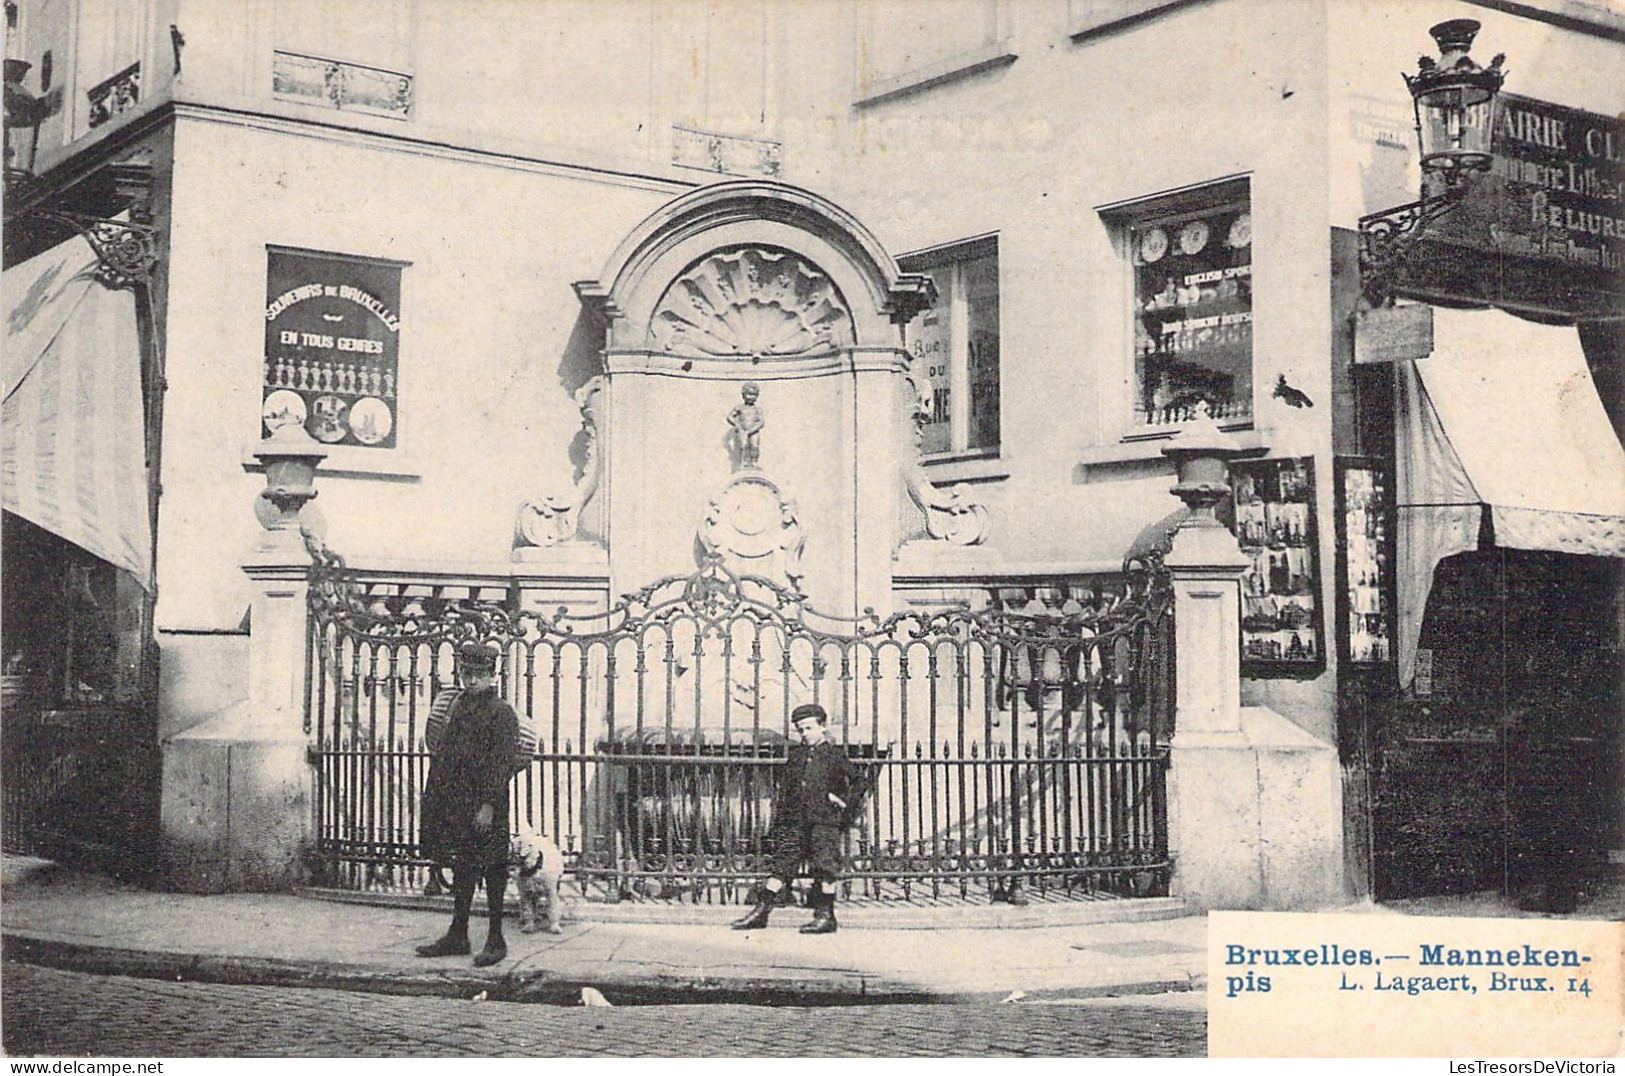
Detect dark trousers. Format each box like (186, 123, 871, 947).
(449, 864, 508, 935)
(765, 820, 843, 888)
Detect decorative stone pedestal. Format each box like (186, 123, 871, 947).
(159, 432, 324, 892)
(1160, 407, 1342, 910)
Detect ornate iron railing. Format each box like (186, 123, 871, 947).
(304, 540, 1173, 904)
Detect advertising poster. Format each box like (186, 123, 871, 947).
(263, 247, 403, 450)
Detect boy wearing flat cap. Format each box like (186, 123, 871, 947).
(731, 702, 859, 935)
(416, 641, 519, 966)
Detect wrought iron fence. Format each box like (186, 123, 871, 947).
(305, 541, 1173, 904)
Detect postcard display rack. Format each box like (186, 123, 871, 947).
(1334, 458, 1394, 665)
(1231, 457, 1324, 675)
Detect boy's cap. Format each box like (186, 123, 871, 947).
(456, 641, 500, 667)
(790, 703, 828, 725)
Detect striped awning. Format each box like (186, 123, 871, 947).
(3, 234, 152, 590)
(1395, 307, 1625, 685)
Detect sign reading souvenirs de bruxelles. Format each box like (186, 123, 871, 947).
(1421, 93, 1623, 317)
(262, 249, 403, 450)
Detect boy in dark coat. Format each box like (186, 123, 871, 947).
(416, 641, 519, 966)
(731, 702, 859, 935)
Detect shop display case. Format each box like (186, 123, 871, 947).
(1231, 456, 1324, 676)
(1335, 458, 1394, 665)
(1131, 201, 1253, 426)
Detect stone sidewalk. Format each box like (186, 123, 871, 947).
(0, 857, 1208, 1005)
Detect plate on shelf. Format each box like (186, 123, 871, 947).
(1139, 227, 1168, 264)
(349, 396, 393, 445)
(261, 389, 307, 432)
(1228, 213, 1252, 248)
(1179, 220, 1210, 256)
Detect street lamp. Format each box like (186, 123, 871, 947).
(1357, 20, 1507, 306)
(1405, 19, 1506, 188)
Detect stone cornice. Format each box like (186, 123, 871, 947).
(603, 347, 909, 380)
(167, 98, 695, 195)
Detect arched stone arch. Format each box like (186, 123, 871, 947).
(647, 245, 855, 362)
(521, 180, 984, 617)
(574, 179, 933, 357)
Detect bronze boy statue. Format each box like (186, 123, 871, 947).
(727, 381, 764, 468)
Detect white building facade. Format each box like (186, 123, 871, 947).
(4, 0, 1619, 910)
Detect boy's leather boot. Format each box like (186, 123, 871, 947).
(730, 898, 774, 931)
(415, 924, 471, 957)
(799, 893, 837, 935)
(473, 866, 509, 966)
(418, 868, 476, 956)
(473, 920, 508, 966)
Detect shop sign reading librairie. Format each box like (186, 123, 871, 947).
(262, 249, 402, 449)
(1427, 93, 1623, 279)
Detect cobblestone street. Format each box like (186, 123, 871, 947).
(2, 963, 1206, 1058)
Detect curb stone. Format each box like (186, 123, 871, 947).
(296, 888, 1192, 931)
(2, 932, 1205, 1006)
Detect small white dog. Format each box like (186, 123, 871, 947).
(509, 822, 566, 934)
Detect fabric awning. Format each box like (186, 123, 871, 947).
(3, 234, 152, 590)
(1395, 306, 1625, 685)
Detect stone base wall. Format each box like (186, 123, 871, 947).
(1168, 706, 1344, 910)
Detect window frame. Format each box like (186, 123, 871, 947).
(1066, 0, 1204, 42)
(271, 0, 417, 72)
(899, 234, 1002, 461)
(852, 0, 1016, 109)
(1101, 176, 1253, 439)
(69, 0, 152, 139)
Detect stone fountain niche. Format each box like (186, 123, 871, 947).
(517, 181, 988, 620)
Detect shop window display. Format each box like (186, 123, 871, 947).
(1127, 195, 1252, 426)
(900, 238, 1000, 457)
(1, 514, 144, 709)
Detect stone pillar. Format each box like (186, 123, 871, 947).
(1164, 410, 1252, 736)
(1161, 407, 1262, 909)
(160, 428, 326, 891)
(849, 348, 911, 620)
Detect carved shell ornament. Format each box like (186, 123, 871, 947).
(650, 247, 854, 359)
